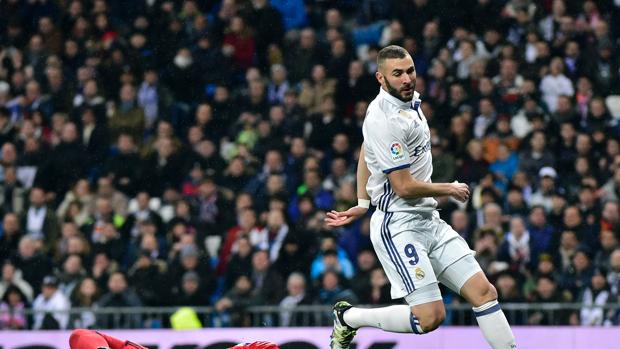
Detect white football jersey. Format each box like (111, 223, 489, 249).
(362, 88, 437, 212)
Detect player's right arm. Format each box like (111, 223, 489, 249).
(326, 144, 370, 227)
(388, 169, 470, 202)
(367, 112, 469, 203)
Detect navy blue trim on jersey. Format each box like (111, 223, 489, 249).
(385, 182, 393, 211)
(473, 303, 501, 317)
(410, 313, 422, 334)
(378, 182, 388, 211)
(384, 212, 416, 291)
(412, 100, 421, 111)
(378, 181, 394, 211)
(382, 163, 410, 174)
(380, 212, 413, 293)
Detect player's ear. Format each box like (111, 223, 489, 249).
(375, 71, 383, 84)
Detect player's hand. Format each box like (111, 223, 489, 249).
(449, 181, 470, 202)
(325, 206, 368, 227)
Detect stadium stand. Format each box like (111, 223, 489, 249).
(1, 0, 620, 330)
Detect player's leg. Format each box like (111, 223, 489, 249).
(430, 218, 517, 349)
(331, 211, 443, 349)
(341, 285, 445, 333)
(459, 270, 517, 349)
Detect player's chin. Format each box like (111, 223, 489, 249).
(400, 89, 413, 99)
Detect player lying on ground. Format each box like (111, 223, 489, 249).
(69, 329, 280, 349)
(325, 45, 516, 349)
(69, 329, 148, 349)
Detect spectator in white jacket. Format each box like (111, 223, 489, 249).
(0, 261, 34, 303)
(580, 269, 611, 326)
(540, 57, 574, 113)
(32, 275, 71, 329)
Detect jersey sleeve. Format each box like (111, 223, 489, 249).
(364, 114, 411, 174)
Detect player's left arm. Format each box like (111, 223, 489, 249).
(326, 144, 370, 227)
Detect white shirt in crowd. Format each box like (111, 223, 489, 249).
(540, 73, 574, 113)
(32, 289, 71, 329)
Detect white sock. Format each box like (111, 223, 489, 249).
(343, 305, 424, 334)
(473, 300, 517, 349)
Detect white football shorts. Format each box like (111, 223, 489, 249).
(370, 209, 480, 301)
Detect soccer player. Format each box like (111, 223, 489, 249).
(325, 45, 516, 349)
(69, 329, 148, 349)
(69, 330, 279, 349)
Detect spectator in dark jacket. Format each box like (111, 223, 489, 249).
(528, 275, 572, 325)
(214, 275, 257, 327)
(97, 272, 142, 328)
(45, 122, 87, 197)
(104, 134, 141, 196)
(224, 235, 254, 290)
(80, 107, 109, 171)
(127, 252, 166, 306)
(174, 270, 210, 306)
(167, 244, 216, 304)
(250, 249, 284, 305)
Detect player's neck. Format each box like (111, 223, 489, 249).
(379, 87, 417, 108)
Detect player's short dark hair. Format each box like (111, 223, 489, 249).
(377, 45, 409, 70)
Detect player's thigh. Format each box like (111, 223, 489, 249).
(370, 211, 437, 299)
(436, 253, 482, 295)
(429, 220, 481, 294)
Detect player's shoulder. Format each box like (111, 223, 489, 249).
(366, 97, 399, 122)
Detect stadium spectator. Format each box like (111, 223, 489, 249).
(168, 244, 216, 304)
(250, 249, 284, 305)
(97, 272, 142, 328)
(0, 260, 33, 303)
(32, 275, 71, 330)
(579, 268, 612, 326)
(56, 254, 87, 298)
(279, 272, 313, 327)
(272, 233, 311, 281)
(314, 269, 357, 307)
(69, 277, 101, 329)
(215, 275, 256, 327)
(173, 270, 210, 307)
(0, 284, 27, 329)
(127, 250, 167, 306)
(0, 213, 23, 261)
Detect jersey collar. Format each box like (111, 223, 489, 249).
(379, 87, 421, 110)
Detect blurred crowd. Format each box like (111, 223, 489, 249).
(1, 0, 620, 330)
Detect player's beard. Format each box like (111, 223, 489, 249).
(385, 78, 416, 102)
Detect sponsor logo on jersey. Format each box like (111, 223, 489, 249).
(390, 142, 404, 161)
(415, 267, 425, 280)
(412, 140, 432, 157)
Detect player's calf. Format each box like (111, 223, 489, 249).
(461, 271, 517, 349)
(412, 304, 445, 333)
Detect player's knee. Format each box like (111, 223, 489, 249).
(419, 308, 445, 333)
(472, 282, 498, 306)
(483, 282, 498, 302)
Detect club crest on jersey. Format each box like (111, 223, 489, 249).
(390, 142, 404, 160)
(415, 267, 425, 280)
